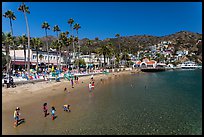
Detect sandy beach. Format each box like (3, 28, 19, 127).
(2, 69, 142, 135)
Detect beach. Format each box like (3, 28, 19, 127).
(2, 69, 201, 135)
(2, 69, 141, 135)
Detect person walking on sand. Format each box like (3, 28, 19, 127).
(74, 75, 77, 84)
(71, 78, 74, 88)
(13, 107, 20, 127)
(88, 82, 92, 91)
(63, 104, 71, 112)
(92, 81, 95, 90)
(91, 74, 94, 81)
(76, 76, 79, 84)
(51, 106, 56, 120)
(43, 103, 49, 117)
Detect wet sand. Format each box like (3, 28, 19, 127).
(2, 70, 141, 135)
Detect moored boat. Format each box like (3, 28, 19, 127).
(180, 61, 202, 69)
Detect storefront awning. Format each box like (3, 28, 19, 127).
(11, 61, 34, 65)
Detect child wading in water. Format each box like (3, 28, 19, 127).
(43, 103, 49, 117)
(51, 106, 56, 120)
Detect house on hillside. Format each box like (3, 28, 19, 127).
(139, 58, 157, 68)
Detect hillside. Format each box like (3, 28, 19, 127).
(38, 31, 202, 62)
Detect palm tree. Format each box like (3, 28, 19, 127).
(59, 31, 70, 68)
(18, 2, 31, 79)
(3, 10, 16, 74)
(84, 39, 93, 72)
(3, 32, 13, 75)
(53, 25, 61, 39)
(98, 42, 112, 68)
(41, 21, 50, 69)
(115, 34, 121, 52)
(115, 33, 121, 66)
(73, 23, 81, 56)
(51, 39, 64, 69)
(53, 25, 61, 69)
(86, 39, 93, 62)
(31, 38, 42, 71)
(18, 34, 28, 69)
(68, 18, 74, 32)
(68, 18, 75, 59)
(74, 23, 81, 72)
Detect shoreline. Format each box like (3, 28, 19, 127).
(2, 69, 142, 111)
(2, 69, 142, 99)
(2, 69, 142, 135)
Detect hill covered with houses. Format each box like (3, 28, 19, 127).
(22, 30, 203, 65)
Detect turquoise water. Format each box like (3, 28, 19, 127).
(5, 69, 202, 135)
(57, 70, 202, 135)
(66, 69, 202, 135)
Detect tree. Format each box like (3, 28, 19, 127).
(53, 25, 61, 68)
(18, 34, 28, 69)
(98, 42, 112, 67)
(3, 10, 16, 74)
(59, 31, 70, 68)
(31, 38, 42, 71)
(115, 33, 122, 66)
(73, 23, 81, 70)
(41, 21, 50, 68)
(2, 32, 13, 73)
(18, 2, 31, 78)
(39, 54, 44, 62)
(68, 18, 75, 59)
(73, 59, 86, 67)
(53, 25, 61, 38)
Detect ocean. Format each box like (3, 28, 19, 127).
(71, 69, 202, 135)
(3, 69, 202, 135)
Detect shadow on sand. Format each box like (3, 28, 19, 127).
(15, 118, 25, 127)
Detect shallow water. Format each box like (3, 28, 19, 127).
(2, 70, 202, 135)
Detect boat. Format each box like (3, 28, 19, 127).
(180, 61, 202, 69)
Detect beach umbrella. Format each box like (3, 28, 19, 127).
(51, 65, 54, 72)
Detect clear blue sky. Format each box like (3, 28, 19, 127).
(2, 2, 202, 40)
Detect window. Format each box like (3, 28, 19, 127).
(33, 55, 36, 59)
(45, 56, 47, 60)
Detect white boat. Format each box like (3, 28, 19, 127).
(180, 61, 202, 69)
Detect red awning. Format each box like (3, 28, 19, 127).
(11, 61, 36, 65)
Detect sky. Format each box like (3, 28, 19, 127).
(2, 2, 202, 40)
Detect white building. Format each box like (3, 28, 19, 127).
(9, 49, 65, 68)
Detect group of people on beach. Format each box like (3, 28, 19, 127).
(12, 74, 98, 128)
(13, 103, 71, 127)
